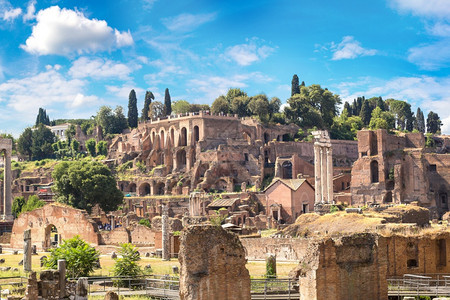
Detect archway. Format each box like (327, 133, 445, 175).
(160, 130, 165, 148)
(170, 128, 175, 146)
(177, 149, 187, 169)
(155, 182, 165, 195)
(264, 133, 270, 144)
(128, 183, 137, 193)
(180, 127, 187, 146)
(139, 183, 151, 196)
(281, 161, 293, 179)
(371, 160, 379, 183)
(384, 191, 392, 203)
(193, 126, 199, 143)
(44, 224, 58, 249)
(440, 192, 448, 210)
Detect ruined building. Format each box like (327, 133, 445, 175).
(351, 129, 450, 216)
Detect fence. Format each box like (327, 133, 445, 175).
(388, 273, 450, 297)
(0, 276, 26, 299)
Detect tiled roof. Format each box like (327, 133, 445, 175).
(264, 178, 312, 192)
(207, 198, 239, 208)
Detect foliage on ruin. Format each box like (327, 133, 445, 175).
(52, 160, 123, 213)
(11, 196, 25, 218)
(20, 195, 45, 215)
(209, 210, 227, 226)
(138, 218, 151, 228)
(44, 235, 100, 278)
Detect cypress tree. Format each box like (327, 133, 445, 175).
(426, 111, 442, 134)
(416, 107, 425, 133)
(376, 97, 385, 111)
(164, 88, 172, 116)
(291, 74, 300, 96)
(127, 89, 138, 128)
(35, 108, 50, 126)
(142, 91, 154, 121)
(360, 100, 372, 125)
(343, 102, 352, 116)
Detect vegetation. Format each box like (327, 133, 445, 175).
(426, 111, 442, 134)
(44, 236, 100, 278)
(128, 89, 138, 128)
(95, 105, 128, 135)
(52, 160, 123, 213)
(141, 91, 154, 121)
(20, 195, 45, 214)
(113, 244, 143, 286)
(164, 88, 172, 116)
(138, 218, 151, 228)
(35, 107, 50, 126)
(17, 124, 56, 160)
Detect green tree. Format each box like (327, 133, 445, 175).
(86, 138, 96, 157)
(226, 88, 247, 104)
(211, 95, 229, 115)
(230, 96, 250, 117)
(268, 97, 281, 121)
(113, 243, 142, 278)
(426, 111, 442, 134)
(127, 89, 138, 128)
(164, 88, 172, 116)
(31, 124, 56, 160)
(291, 74, 300, 96)
(71, 140, 80, 153)
(21, 195, 45, 214)
(330, 109, 363, 140)
(149, 101, 165, 119)
(12, 196, 26, 218)
(141, 91, 154, 121)
(35, 108, 50, 126)
(385, 99, 413, 131)
(248, 94, 270, 123)
(52, 161, 123, 213)
(369, 107, 395, 130)
(44, 236, 100, 278)
(190, 104, 210, 112)
(172, 100, 192, 114)
(17, 128, 33, 160)
(96, 141, 108, 156)
(415, 107, 425, 133)
(343, 102, 352, 116)
(359, 100, 372, 126)
(96, 106, 128, 135)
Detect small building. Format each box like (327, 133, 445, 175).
(47, 123, 71, 141)
(264, 178, 315, 224)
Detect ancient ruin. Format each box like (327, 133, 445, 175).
(0, 137, 12, 220)
(312, 130, 333, 204)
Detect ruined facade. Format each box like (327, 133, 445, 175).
(0, 138, 12, 220)
(351, 129, 450, 215)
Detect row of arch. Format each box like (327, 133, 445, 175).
(150, 125, 200, 149)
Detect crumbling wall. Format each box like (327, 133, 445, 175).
(241, 237, 307, 261)
(179, 225, 251, 300)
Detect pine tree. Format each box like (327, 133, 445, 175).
(164, 88, 172, 116)
(141, 91, 154, 121)
(300, 81, 305, 87)
(359, 100, 372, 125)
(291, 74, 300, 96)
(35, 108, 50, 126)
(127, 89, 138, 128)
(426, 111, 442, 134)
(343, 102, 352, 116)
(416, 107, 425, 133)
(376, 97, 384, 111)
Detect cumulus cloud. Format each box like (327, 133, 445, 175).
(162, 12, 216, 32)
(389, 0, 450, 20)
(69, 57, 134, 80)
(408, 39, 450, 70)
(224, 39, 276, 66)
(331, 36, 377, 60)
(23, 0, 36, 21)
(21, 6, 133, 56)
(2, 7, 21, 21)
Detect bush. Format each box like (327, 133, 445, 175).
(44, 236, 100, 278)
(113, 243, 142, 286)
(21, 195, 45, 214)
(138, 218, 151, 228)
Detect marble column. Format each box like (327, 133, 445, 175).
(162, 204, 170, 260)
(327, 147, 333, 204)
(320, 148, 327, 203)
(23, 229, 32, 272)
(314, 145, 321, 204)
(3, 148, 12, 220)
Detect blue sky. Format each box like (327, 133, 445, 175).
(0, 0, 449, 137)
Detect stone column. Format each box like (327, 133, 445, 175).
(327, 147, 333, 204)
(313, 145, 321, 204)
(58, 259, 66, 298)
(75, 277, 88, 300)
(23, 229, 32, 272)
(320, 147, 327, 203)
(3, 148, 12, 220)
(110, 216, 115, 230)
(162, 204, 170, 260)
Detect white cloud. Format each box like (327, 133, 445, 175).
(106, 84, 145, 101)
(408, 39, 450, 70)
(23, 0, 36, 21)
(21, 6, 133, 56)
(331, 36, 377, 60)
(69, 57, 134, 80)
(389, 0, 450, 20)
(335, 76, 450, 134)
(143, 0, 157, 10)
(224, 39, 276, 66)
(2, 7, 21, 21)
(162, 12, 216, 32)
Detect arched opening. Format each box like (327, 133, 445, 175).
(160, 130, 165, 148)
(371, 135, 378, 155)
(128, 183, 137, 193)
(370, 160, 379, 183)
(242, 131, 251, 144)
(152, 131, 156, 143)
(384, 191, 392, 203)
(440, 192, 448, 210)
(155, 182, 165, 195)
(170, 128, 175, 146)
(264, 133, 270, 144)
(177, 149, 187, 169)
(214, 179, 228, 192)
(139, 183, 151, 196)
(44, 224, 58, 249)
(180, 127, 187, 146)
(193, 126, 199, 143)
(281, 161, 293, 179)
(282, 134, 290, 141)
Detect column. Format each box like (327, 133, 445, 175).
(23, 229, 32, 272)
(313, 145, 321, 204)
(320, 147, 327, 203)
(58, 259, 66, 298)
(327, 147, 333, 204)
(3, 149, 12, 219)
(162, 204, 170, 260)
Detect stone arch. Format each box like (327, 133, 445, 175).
(264, 132, 270, 144)
(439, 190, 448, 210)
(177, 149, 187, 169)
(170, 127, 175, 146)
(155, 182, 165, 195)
(193, 125, 199, 143)
(160, 130, 165, 148)
(370, 160, 379, 183)
(180, 127, 187, 146)
(152, 131, 156, 144)
(44, 224, 58, 249)
(384, 191, 392, 203)
(281, 161, 293, 179)
(128, 183, 137, 193)
(139, 182, 151, 196)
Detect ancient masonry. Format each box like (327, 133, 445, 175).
(162, 204, 170, 261)
(178, 225, 251, 300)
(312, 131, 333, 204)
(0, 138, 12, 220)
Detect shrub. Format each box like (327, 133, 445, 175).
(113, 243, 142, 286)
(138, 218, 151, 228)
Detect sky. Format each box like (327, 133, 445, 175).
(0, 0, 449, 137)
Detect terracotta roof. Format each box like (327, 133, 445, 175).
(207, 198, 239, 208)
(264, 178, 313, 192)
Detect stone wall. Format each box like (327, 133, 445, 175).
(179, 225, 251, 300)
(241, 237, 308, 261)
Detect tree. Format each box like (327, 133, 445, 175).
(113, 243, 142, 278)
(369, 107, 395, 130)
(226, 88, 247, 104)
(31, 124, 56, 160)
(164, 88, 172, 116)
(190, 104, 210, 112)
(211, 95, 229, 115)
(343, 102, 352, 116)
(359, 100, 372, 125)
(230, 96, 250, 117)
(71, 140, 80, 154)
(21, 195, 45, 214)
(35, 108, 50, 126)
(12, 196, 26, 218)
(141, 91, 154, 121)
(248, 94, 270, 123)
(96, 106, 128, 135)
(416, 107, 425, 133)
(96, 141, 108, 156)
(86, 138, 96, 157)
(44, 236, 100, 278)
(127, 89, 138, 128)
(426, 111, 442, 134)
(52, 161, 123, 213)
(291, 74, 300, 96)
(172, 100, 191, 114)
(17, 128, 33, 160)
(149, 101, 165, 119)
(330, 109, 363, 140)
(268, 97, 281, 121)
(284, 93, 324, 128)
(385, 99, 413, 131)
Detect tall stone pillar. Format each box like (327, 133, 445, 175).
(1, 138, 13, 220)
(320, 148, 327, 203)
(314, 145, 321, 204)
(58, 259, 66, 298)
(162, 204, 170, 260)
(23, 229, 32, 272)
(327, 147, 333, 204)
